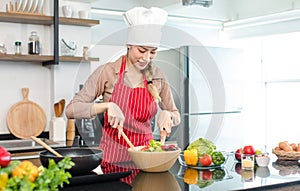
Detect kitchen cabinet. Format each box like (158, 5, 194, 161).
(0, 11, 100, 65)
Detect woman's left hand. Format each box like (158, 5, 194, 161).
(157, 110, 173, 143)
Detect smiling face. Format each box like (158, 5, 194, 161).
(127, 45, 158, 70)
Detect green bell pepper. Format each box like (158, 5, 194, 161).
(211, 152, 225, 165)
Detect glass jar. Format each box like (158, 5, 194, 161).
(0, 43, 7, 55)
(15, 41, 22, 55)
(28, 31, 40, 55)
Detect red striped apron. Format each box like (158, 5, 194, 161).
(100, 56, 158, 163)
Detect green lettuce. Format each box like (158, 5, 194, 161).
(187, 138, 216, 156)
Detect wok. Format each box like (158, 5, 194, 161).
(40, 147, 103, 176)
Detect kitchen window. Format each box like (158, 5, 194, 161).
(262, 32, 300, 147)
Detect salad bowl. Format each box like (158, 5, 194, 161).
(128, 144, 181, 172)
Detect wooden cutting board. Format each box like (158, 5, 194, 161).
(6, 88, 46, 139)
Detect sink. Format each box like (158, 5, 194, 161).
(0, 138, 64, 151)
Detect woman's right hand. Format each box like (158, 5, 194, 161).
(107, 102, 125, 138)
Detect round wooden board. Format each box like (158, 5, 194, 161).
(6, 88, 46, 139)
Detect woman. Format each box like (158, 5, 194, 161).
(66, 7, 180, 166)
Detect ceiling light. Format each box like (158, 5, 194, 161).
(182, 0, 213, 7)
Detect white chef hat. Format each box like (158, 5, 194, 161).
(123, 7, 168, 47)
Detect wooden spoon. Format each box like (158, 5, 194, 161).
(30, 136, 63, 157)
(121, 132, 136, 150)
(54, 99, 65, 117)
(58, 99, 65, 117)
(54, 102, 60, 117)
(117, 126, 136, 150)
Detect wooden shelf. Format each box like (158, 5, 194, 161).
(0, 54, 99, 63)
(0, 12, 99, 26)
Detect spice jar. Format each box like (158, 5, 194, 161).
(0, 43, 7, 55)
(15, 41, 22, 55)
(28, 31, 40, 55)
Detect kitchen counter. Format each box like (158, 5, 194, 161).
(58, 153, 300, 191)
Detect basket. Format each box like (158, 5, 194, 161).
(272, 149, 300, 161)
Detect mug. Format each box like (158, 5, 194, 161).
(62, 5, 73, 18)
(78, 10, 89, 19)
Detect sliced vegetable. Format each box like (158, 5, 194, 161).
(140, 140, 179, 152)
(184, 149, 198, 165)
(211, 152, 225, 165)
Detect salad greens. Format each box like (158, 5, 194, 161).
(140, 140, 178, 152)
(187, 138, 216, 156)
(142, 140, 163, 152)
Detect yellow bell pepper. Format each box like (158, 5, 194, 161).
(11, 160, 39, 182)
(0, 172, 8, 191)
(184, 149, 198, 165)
(184, 168, 198, 184)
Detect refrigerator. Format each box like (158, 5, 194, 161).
(155, 46, 244, 151)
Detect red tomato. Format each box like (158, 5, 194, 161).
(200, 154, 212, 167)
(235, 148, 243, 161)
(243, 145, 256, 155)
(200, 170, 212, 180)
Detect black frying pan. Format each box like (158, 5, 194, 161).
(40, 147, 103, 176)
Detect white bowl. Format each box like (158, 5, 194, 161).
(256, 156, 270, 167)
(128, 146, 181, 172)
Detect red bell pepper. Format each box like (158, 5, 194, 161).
(0, 146, 11, 167)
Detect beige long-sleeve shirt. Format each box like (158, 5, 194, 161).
(65, 56, 181, 126)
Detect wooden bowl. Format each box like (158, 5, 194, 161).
(128, 146, 181, 172)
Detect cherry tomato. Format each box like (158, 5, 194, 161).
(199, 154, 212, 167)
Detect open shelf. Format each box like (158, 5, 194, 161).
(0, 12, 99, 26)
(0, 54, 99, 63)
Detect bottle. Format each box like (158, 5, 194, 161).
(0, 43, 7, 54)
(14, 41, 22, 55)
(49, 117, 66, 142)
(28, 31, 40, 55)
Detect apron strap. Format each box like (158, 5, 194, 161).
(117, 56, 127, 84)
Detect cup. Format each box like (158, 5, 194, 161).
(78, 10, 89, 19)
(241, 154, 254, 170)
(62, 5, 73, 18)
